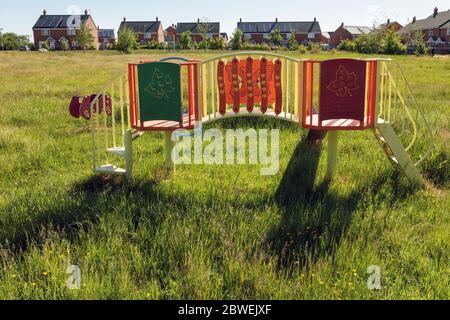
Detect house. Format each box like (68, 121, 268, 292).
(380, 19, 403, 31)
(176, 20, 221, 42)
(118, 17, 164, 45)
(400, 7, 450, 44)
(32, 9, 99, 50)
(98, 28, 115, 49)
(164, 24, 177, 42)
(220, 33, 229, 45)
(329, 23, 372, 47)
(237, 18, 322, 44)
(321, 32, 334, 44)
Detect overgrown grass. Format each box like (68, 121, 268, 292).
(0, 50, 448, 300)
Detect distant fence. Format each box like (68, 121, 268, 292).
(407, 44, 450, 55)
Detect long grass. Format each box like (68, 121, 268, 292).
(0, 50, 448, 300)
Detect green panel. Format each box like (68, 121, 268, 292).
(137, 62, 182, 122)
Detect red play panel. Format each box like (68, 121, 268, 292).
(319, 59, 366, 122)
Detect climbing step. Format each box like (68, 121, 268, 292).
(95, 164, 127, 175)
(375, 120, 424, 186)
(107, 146, 126, 158)
(132, 130, 144, 140)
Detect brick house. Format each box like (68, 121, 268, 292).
(329, 23, 372, 47)
(118, 17, 164, 45)
(164, 25, 177, 42)
(32, 9, 99, 50)
(98, 28, 115, 49)
(400, 8, 450, 44)
(380, 19, 403, 31)
(237, 18, 323, 44)
(176, 20, 221, 42)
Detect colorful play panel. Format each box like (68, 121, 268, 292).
(69, 53, 433, 185)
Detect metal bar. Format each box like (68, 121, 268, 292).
(111, 83, 116, 148)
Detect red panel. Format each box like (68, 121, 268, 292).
(319, 59, 366, 122)
(222, 58, 276, 112)
(217, 60, 227, 115)
(246, 57, 255, 112)
(231, 58, 240, 113)
(274, 59, 283, 115)
(260, 58, 269, 113)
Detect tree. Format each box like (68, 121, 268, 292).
(401, 29, 429, 55)
(0, 32, 31, 50)
(197, 18, 212, 52)
(180, 31, 192, 50)
(269, 28, 283, 46)
(230, 28, 243, 50)
(380, 28, 406, 55)
(286, 32, 299, 50)
(117, 26, 137, 54)
(60, 38, 69, 51)
(76, 22, 95, 52)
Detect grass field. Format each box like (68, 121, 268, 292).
(0, 50, 449, 300)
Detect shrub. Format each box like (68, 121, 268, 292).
(117, 26, 137, 54)
(286, 32, 299, 50)
(60, 39, 69, 51)
(380, 28, 407, 55)
(230, 28, 243, 50)
(309, 43, 322, 54)
(180, 31, 192, 50)
(338, 39, 356, 51)
(298, 45, 307, 54)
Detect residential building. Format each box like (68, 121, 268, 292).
(329, 23, 372, 47)
(380, 19, 403, 31)
(32, 9, 99, 50)
(118, 17, 164, 45)
(400, 7, 450, 44)
(237, 18, 322, 44)
(176, 19, 221, 42)
(98, 28, 115, 49)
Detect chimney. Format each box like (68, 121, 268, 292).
(433, 7, 438, 17)
(156, 16, 159, 22)
(314, 17, 316, 22)
(275, 17, 278, 23)
(240, 18, 242, 23)
(43, 9, 47, 16)
(387, 18, 390, 25)
(413, 16, 416, 23)
(123, 17, 126, 22)
(197, 18, 200, 23)
(84, 9, 88, 16)
(341, 22, 344, 27)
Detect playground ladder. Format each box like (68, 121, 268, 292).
(90, 75, 144, 179)
(371, 60, 433, 185)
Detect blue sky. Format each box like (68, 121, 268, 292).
(0, 0, 449, 39)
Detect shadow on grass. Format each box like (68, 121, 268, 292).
(1, 173, 165, 253)
(268, 137, 418, 269)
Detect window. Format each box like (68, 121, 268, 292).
(71, 40, 78, 48)
(42, 29, 50, 36)
(447, 28, 450, 36)
(308, 32, 315, 39)
(428, 29, 434, 36)
(244, 34, 251, 40)
(144, 33, 152, 39)
(263, 33, 270, 39)
(67, 29, 76, 36)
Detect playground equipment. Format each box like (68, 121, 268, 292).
(69, 53, 433, 185)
